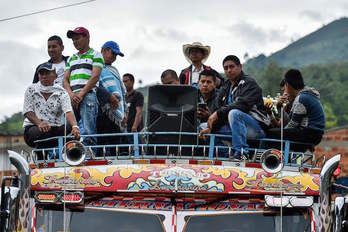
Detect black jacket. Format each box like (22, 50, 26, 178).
(212, 71, 270, 131)
(179, 64, 224, 88)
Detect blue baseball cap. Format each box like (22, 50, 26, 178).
(102, 41, 124, 57)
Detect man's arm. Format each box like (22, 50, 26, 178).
(63, 69, 73, 97)
(23, 86, 50, 132)
(77, 66, 102, 100)
(63, 69, 81, 109)
(132, 106, 143, 132)
(24, 112, 42, 126)
(24, 112, 51, 133)
(132, 92, 144, 132)
(65, 111, 80, 140)
(285, 100, 306, 129)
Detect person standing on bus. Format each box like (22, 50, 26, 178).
(179, 42, 223, 88)
(97, 41, 127, 154)
(123, 73, 144, 133)
(33, 35, 68, 86)
(63, 27, 104, 147)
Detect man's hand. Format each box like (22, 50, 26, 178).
(265, 102, 273, 115)
(109, 94, 119, 109)
(277, 94, 289, 108)
(71, 93, 82, 109)
(121, 116, 127, 127)
(199, 127, 211, 138)
(207, 111, 218, 129)
(38, 121, 51, 133)
(70, 126, 80, 140)
(131, 126, 137, 132)
(197, 106, 211, 121)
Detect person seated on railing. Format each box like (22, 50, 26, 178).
(97, 41, 127, 155)
(267, 69, 325, 146)
(197, 69, 218, 125)
(161, 69, 180, 85)
(278, 79, 293, 114)
(23, 62, 80, 152)
(266, 79, 292, 128)
(200, 55, 270, 160)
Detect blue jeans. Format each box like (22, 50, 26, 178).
(217, 109, 265, 154)
(78, 92, 98, 146)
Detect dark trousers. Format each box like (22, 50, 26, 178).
(24, 125, 72, 148)
(96, 115, 122, 156)
(266, 127, 323, 152)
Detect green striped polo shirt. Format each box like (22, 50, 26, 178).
(66, 48, 104, 92)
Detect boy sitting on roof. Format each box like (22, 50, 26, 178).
(267, 69, 325, 145)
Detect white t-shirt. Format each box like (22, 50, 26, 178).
(191, 65, 204, 84)
(52, 61, 66, 86)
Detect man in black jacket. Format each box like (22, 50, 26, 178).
(200, 55, 270, 159)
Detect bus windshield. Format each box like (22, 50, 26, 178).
(35, 207, 165, 232)
(183, 210, 311, 232)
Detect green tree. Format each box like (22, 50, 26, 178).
(259, 61, 284, 96)
(323, 104, 337, 129)
(0, 112, 24, 135)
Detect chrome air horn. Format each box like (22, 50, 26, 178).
(261, 149, 284, 174)
(62, 140, 86, 166)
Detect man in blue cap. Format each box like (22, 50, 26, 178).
(97, 41, 127, 155)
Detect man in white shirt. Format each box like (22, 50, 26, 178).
(24, 62, 80, 150)
(33, 35, 68, 86)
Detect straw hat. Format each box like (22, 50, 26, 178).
(182, 42, 211, 64)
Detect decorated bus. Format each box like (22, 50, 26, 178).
(0, 132, 343, 232)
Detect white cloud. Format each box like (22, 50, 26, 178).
(300, 10, 324, 21)
(0, 0, 346, 120)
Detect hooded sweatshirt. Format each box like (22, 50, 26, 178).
(286, 86, 325, 133)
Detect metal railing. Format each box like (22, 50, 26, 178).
(30, 132, 315, 168)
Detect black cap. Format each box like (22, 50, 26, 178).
(284, 69, 304, 90)
(37, 62, 56, 73)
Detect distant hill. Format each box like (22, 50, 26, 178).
(245, 17, 348, 70)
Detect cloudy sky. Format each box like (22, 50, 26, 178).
(0, 0, 347, 120)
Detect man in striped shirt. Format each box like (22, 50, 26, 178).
(63, 27, 104, 147)
(97, 41, 127, 155)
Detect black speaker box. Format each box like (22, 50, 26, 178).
(146, 85, 198, 149)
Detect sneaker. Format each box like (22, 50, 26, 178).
(232, 152, 249, 161)
(232, 152, 241, 161)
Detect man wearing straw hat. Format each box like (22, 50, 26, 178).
(179, 42, 223, 88)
